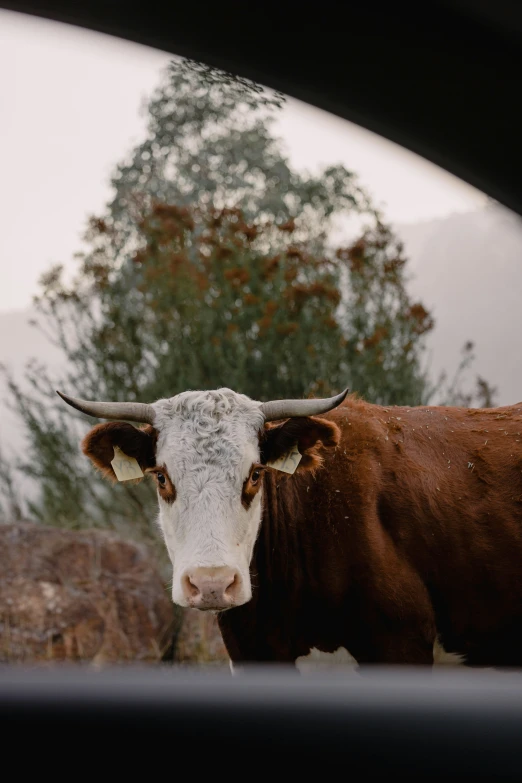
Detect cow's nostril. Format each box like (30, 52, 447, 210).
(183, 573, 200, 598)
(224, 572, 240, 598)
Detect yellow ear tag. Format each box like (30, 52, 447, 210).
(111, 446, 144, 482)
(266, 443, 302, 474)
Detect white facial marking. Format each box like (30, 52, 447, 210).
(151, 388, 265, 609)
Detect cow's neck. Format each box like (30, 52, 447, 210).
(255, 469, 308, 589)
(218, 467, 347, 662)
(254, 467, 345, 607)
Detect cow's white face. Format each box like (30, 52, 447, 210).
(75, 385, 344, 612)
(151, 389, 265, 609)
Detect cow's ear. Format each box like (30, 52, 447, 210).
(260, 416, 341, 472)
(81, 422, 158, 482)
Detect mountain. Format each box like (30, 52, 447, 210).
(395, 203, 522, 406)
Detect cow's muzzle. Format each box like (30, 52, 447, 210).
(181, 566, 244, 610)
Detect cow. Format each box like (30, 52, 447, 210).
(57, 386, 522, 668)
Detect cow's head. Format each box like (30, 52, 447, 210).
(57, 387, 346, 611)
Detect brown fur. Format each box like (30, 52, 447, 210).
(81, 422, 158, 482)
(261, 416, 340, 471)
(242, 465, 266, 509)
(218, 396, 522, 667)
(146, 465, 177, 504)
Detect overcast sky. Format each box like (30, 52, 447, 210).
(0, 9, 487, 314)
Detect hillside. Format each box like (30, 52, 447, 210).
(396, 204, 522, 406)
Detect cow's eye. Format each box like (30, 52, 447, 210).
(251, 469, 261, 484)
(157, 472, 166, 486)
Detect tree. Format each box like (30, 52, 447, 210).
(0, 57, 494, 541)
(437, 341, 498, 408)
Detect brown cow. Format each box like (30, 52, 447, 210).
(58, 387, 522, 667)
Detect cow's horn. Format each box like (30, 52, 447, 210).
(56, 391, 155, 424)
(260, 388, 349, 422)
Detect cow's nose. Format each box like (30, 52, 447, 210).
(181, 566, 242, 609)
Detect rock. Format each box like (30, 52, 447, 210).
(0, 523, 175, 664)
(173, 608, 229, 665)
